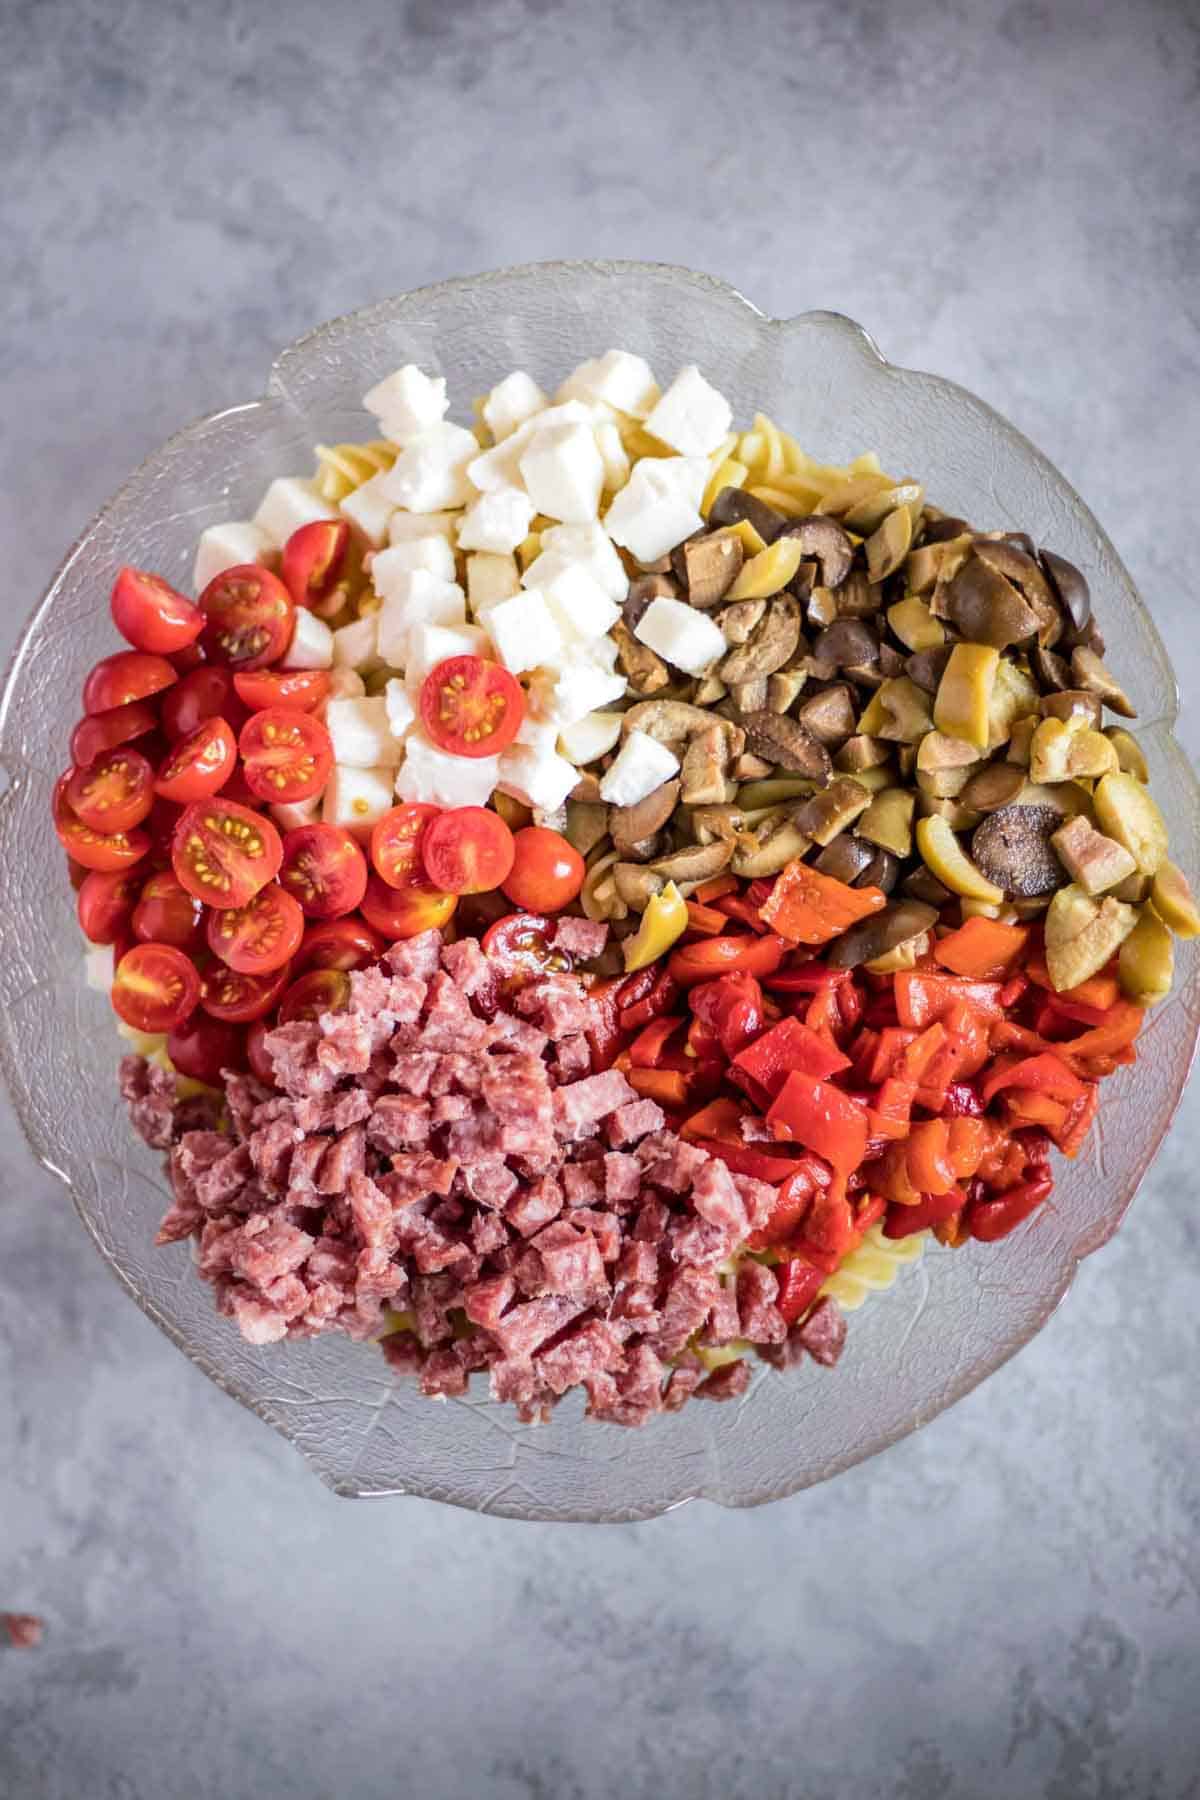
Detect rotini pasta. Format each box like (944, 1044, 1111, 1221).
(312, 439, 397, 504)
(819, 1224, 927, 1312)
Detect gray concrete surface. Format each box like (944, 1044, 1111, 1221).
(2, 0, 1198, 1795)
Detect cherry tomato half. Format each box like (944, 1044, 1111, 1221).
(166, 1013, 246, 1085)
(278, 824, 368, 919)
(133, 870, 205, 951)
(233, 667, 331, 713)
(278, 967, 352, 1025)
(420, 807, 514, 895)
(238, 708, 333, 804)
(170, 642, 206, 675)
(419, 656, 525, 759)
(111, 942, 200, 1033)
(154, 716, 236, 803)
(481, 911, 572, 981)
(161, 665, 246, 742)
(199, 565, 295, 670)
(360, 872, 456, 941)
(200, 961, 292, 1024)
(70, 699, 158, 769)
(246, 1019, 276, 1084)
(66, 747, 155, 835)
(52, 773, 150, 873)
(370, 804, 439, 889)
(77, 868, 142, 945)
(171, 798, 283, 910)
(83, 650, 177, 716)
(501, 826, 585, 913)
(280, 519, 351, 612)
(206, 883, 305, 975)
(292, 916, 386, 973)
(110, 567, 203, 656)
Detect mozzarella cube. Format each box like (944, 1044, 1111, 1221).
(515, 715, 561, 753)
(599, 729, 680, 806)
(519, 421, 604, 524)
(323, 765, 397, 841)
(388, 509, 458, 546)
(286, 607, 335, 671)
(603, 457, 707, 564)
(541, 563, 620, 642)
(362, 365, 448, 443)
(395, 732, 500, 808)
(635, 595, 726, 676)
(466, 552, 521, 616)
(325, 696, 404, 768)
(588, 631, 620, 673)
(376, 572, 466, 667)
(371, 536, 457, 592)
(486, 590, 564, 674)
(558, 710, 624, 765)
(467, 400, 592, 493)
(252, 477, 338, 548)
(84, 943, 113, 993)
(524, 522, 629, 603)
(379, 422, 477, 512)
(322, 667, 366, 706)
(332, 612, 382, 672)
(193, 521, 276, 595)
(556, 349, 660, 419)
(338, 471, 396, 549)
(528, 660, 627, 726)
(482, 370, 548, 442)
(643, 365, 733, 456)
(497, 744, 580, 814)
(595, 417, 631, 492)
(457, 488, 535, 555)
(404, 621, 490, 695)
(271, 793, 322, 831)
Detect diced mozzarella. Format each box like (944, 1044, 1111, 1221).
(466, 552, 522, 617)
(588, 632, 620, 673)
(388, 509, 458, 545)
(482, 371, 548, 442)
(603, 457, 708, 564)
(467, 400, 592, 493)
(599, 729, 680, 806)
(497, 743, 580, 813)
(322, 667, 367, 705)
(555, 349, 660, 419)
(384, 678, 415, 741)
(338, 471, 396, 549)
(192, 521, 276, 595)
(523, 522, 628, 603)
(486, 590, 564, 674)
(558, 709, 624, 765)
(540, 563, 620, 642)
(252, 477, 338, 548)
(379, 422, 478, 512)
(527, 660, 627, 726)
(457, 488, 534, 555)
(84, 943, 113, 993)
(635, 595, 726, 676)
(286, 607, 334, 671)
(362, 365, 448, 442)
(376, 572, 466, 667)
(331, 612, 382, 671)
(323, 765, 397, 841)
(372, 536, 457, 591)
(325, 696, 404, 768)
(404, 621, 490, 696)
(594, 417, 631, 492)
(643, 365, 733, 456)
(519, 421, 604, 524)
(395, 732, 500, 808)
(271, 793, 322, 831)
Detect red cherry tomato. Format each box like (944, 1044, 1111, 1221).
(206, 883, 305, 974)
(133, 870, 205, 951)
(280, 519, 351, 612)
(420, 807, 515, 895)
(161, 665, 246, 742)
(171, 798, 283, 909)
(143, 796, 184, 860)
(111, 942, 200, 1033)
(360, 871, 456, 941)
(154, 716, 236, 803)
(77, 868, 142, 945)
(419, 655, 525, 759)
(66, 747, 155, 835)
(166, 1014, 246, 1085)
(278, 967, 352, 1025)
(110, 567, 203, 655)
(199, 565, 295, 670)
(278, 824, 369, 919)
(233, 668, 331, 713)
(238, 708, 333, 804)
(70, 699, 158, 768)
(481, 911, 572, 981)
(52, 773, 150, 873)
(83, 650, 177, 716)
(370, 804, 439, 889)
(501, 826, 585, 913)
(246, 1019, 276, 1084)
(292, 916, 386, 973)
(200, 961, 292, 1024)
(170, 642, 206, 675)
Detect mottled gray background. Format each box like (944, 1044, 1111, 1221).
(2, 0, 1198, 1795)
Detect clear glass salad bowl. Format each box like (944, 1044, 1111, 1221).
(2, 262, 1197, 1521)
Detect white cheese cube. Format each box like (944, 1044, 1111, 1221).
(362, 364, 448, 443)
(528, 660, 627, 726)
(524, 522, 629, 603)
(286, 607, 335, 671)
(271, 793, 322, 831)
(467, 400, 592, 493)
(588, 632, 620, 673)
(379, 422, 477, 512)
(331, 612, 382, 672)
(635, 595, 726, 677)
(325, 696, 404, 768)
(457, 488, 535, 555)
(556, 349, 660, 419)
(482, 371, 548, 442)
(84, 943, 113, 993)
(388, 509, 458, 546)
(395, 732, 500, 808)
(376, 572, 466, 668)
(599, 729, 680, 806)
(193, 521, 276, 595)
(321, 667, 367, 706)
(323, 765, 397, 841)
(371, 537, 457, 593)
(595, 418, 631, 492)
(405, 621, 490, 696)
(338, 471, 396, 550)
(540, 564, 620, 642)
(603, 458, 707, 564)
(466, 552, 522, 617)
(486, 590, 564, 674)
(252, 477, 338, 548)
(557, 710, 624, 765)
(515, 716, 561, 753)
(497, 744, 580, 813)
(643, 365, 733, 457)
(384, 678, 416, 741)
(519, 421, 604, 524)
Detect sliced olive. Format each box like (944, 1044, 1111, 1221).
(796, 684, 858, 748)
(865, 508, 913, 583)
(959, 762, 1026, 813)
(1105, 726, 1149, 783)
(941, 554, 1040, 647)
(973, 539, 1063, 646)
(1070, 646, 1136, 718)
(1040, 549, 1092, 633)
(708, 486, 787, 543)
(826, 900, 938, 970)
(791, 778, 872, 846)
(906, 645, 953, 694)
(778, 516, 854, 588)
(856, 786, 915, 859)
(611, 780, 681, 857)
(813, 618, 879, 669)
(855, 846, 900, 892)
(681, 533, 744, 608)
(834, 733, 892, 773)
(970, 804, 1066, 897)
(740, 710, 833, 782)
(1038, 690, 1103, 727)
(1029, 646, 1071, 693)
(903, 866, 953, 906)
(814, 833, 875, 884)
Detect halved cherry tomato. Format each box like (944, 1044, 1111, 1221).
(278, 824, 368, 919)
(360, 871, 456, 940)
(77, 868, 142, 945)
(171, 797, 283, 909)
(166, 1013, 246, 1085)
(292, 915, 386, 973)
(161, 665, 246, 742)
(370, 803, 439, 889)
(170, 642, 206, 675)
(278, 967, 352, 1024)
(419, 655, 524, 759)
(133, 870, 205, 951)
(206, 882, 305, 974)
(233, 667, 331, 713)
(501, 826, 585, 913)
(154, 716, 236, 803)
(238, 708, 333, 803)
(199, 565, 295, 670)
(246, 1018, 276, 1083)
(70, 699, 159, 768)
(111, 942, 200, 1032)
(52, 773, 150, 873)
(67, 857, 89, 892)
(144, 795, 184, 860)
(219, 763, 264, 811)
(66, 747, 155, 835)
(280, 519, 351, 612)
(83, 651, 177, 716)
(200, 961, 292, 1023)
(420, 807, 515, 895)
(110, 567, 203, 655)
(481, 911, 572, 980)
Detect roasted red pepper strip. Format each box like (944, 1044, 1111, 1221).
(668, 933, 787, 987)
(1053, 1000, 1144, 1066)
(883, 1189, 964, 1239)
(710, 894, 769, 933)
(760, 860, 887, 945)
(792, 1182, 856, 1260)
(894, 971, 1006, 1029)
(980, 1051, 1088, 1106)
(766, 1072, 869, 1177)
(966, 1174, 1054, 1242)
(688, 1137, 816, 1184)
(628, 1016, 684, 1068)
(906, 1119, 956, 1194)
(775, 1259, 826, 1326)
(932, 916, 1029, 977)
(1055, 1081, 1099, 1158)
(731, 1014, 851, 1099)
(688, 972, 765, 1059)
(627, 1067, 690, 1108)
(745, 1166, 818, 1249)
(619, 966, 680, 1030)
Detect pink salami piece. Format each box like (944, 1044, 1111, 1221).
(551, 917, 609, 960)
(695, 1359, 752, 1402)
(796, 1297, 848, 1367)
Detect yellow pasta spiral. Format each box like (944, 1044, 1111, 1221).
(819, 1223, 927, 1312)
(312, 439, 397, 504)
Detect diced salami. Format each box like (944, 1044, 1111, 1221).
(553, 1070, 637, 1138)
(605, 1097, 666, 1147)
(534, 1319, 624, 1395)
(796, 1297, 847, 1367)
(384, 930, 442, 981)
(695, 1359, 752, 1402)
(506, 1175, 564, 1238)
(551, 917, 608, 960)
(736, 1261, 786, 1345)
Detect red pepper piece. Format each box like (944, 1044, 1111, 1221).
(628, 1016, 684, 1068)
(731, 1014, 851, 1099)
(894, 971, 1006, 1029)
(775, 1259, 825, 1325)
(980, 1051, 1088, 1106)
(745, 1166, 817, 1249)
(688, 972, 765, 1059)
(766, 1072, 869, 1177)
(883, 1189, 964, 1239)
(627, 1067, 690, 1109)
(966, 1173, 1054, 1242)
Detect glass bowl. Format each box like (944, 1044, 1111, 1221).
(2, 262, 1196, 1521)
